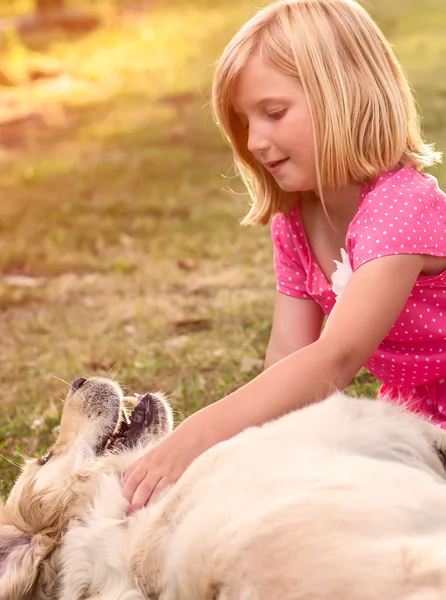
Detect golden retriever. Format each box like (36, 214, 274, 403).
(2, 376, 446, 600)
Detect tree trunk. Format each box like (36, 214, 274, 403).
(35, 0, 66, 14)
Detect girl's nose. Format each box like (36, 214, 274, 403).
(247, 127, 270, 155)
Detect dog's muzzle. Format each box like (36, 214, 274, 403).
(104, 392, 156, 453)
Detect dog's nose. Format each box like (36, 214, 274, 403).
(72, 377, 87, 391)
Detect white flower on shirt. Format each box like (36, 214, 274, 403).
(331, 248, 353, 299)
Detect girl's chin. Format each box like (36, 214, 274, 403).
(272, 167, 317, 193)
(275, 179, 316, 193)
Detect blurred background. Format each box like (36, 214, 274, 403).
(0, 0, 445, 496)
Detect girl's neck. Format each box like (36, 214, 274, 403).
(315, 184, 363, 232)
(298, 184, 364, 281)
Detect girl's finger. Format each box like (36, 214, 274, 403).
(123, 463, 147, 503)
(123, 457, 142, 483)
(128, 474, 162, 514)
(147, 477, 168, 504)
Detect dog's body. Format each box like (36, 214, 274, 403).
(2, 378, 446, 599)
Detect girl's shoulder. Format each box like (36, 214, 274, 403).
(271, 204, 304, 250)
(347, 166, 446, 271)
(359, 165, 445, 214)
(271, 203, 301, 228)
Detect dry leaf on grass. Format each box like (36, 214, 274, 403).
(177, 259, 199, 271)
(1, 275, 46, 287)
(240, 357, 263, 373)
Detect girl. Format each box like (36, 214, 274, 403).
(124, 0, 446, 513)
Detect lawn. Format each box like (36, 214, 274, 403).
(1, 0, 445, 498)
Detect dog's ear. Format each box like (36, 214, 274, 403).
(434, 440, 446, 472)
(0, 520, 45, 600)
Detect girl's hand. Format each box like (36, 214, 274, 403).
(122, 418, 211, 513)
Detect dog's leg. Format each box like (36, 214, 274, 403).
(59, 573, 90, 600)
(59, 525, 96, 600)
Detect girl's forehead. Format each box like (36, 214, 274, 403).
(232, 56, 303, 113)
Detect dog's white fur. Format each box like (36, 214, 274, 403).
(2, 378, 446, 600)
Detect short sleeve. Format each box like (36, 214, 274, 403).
(348, 171, 446, 270)
(272, 213, 311, 299)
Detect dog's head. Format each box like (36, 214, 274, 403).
(0, 376, 172, 600)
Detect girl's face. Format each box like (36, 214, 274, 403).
(233, 54, 316, 193)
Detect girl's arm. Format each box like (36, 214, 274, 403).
(123, 253, 424, 512)
(264, 293, 325, 369)
(204, 253, 424, 441)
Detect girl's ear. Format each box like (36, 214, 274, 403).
(0, 521, 44, 600)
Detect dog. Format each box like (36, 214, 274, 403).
(2, 376, 446, 599)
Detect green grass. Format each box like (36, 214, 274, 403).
(1, 0, 445, 498)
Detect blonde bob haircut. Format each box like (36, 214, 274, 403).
(212, 0, 442, 226)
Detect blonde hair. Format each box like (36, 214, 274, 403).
(212, 0, 442, 226)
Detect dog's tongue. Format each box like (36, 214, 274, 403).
(107, 392, 154, 451)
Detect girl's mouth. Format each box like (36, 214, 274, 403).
(266, 158, 289, 174)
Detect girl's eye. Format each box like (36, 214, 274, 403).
(267, 110, 286, 120)
(37, 451, 54, 466)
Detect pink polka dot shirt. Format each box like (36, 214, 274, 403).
(272, 166, 446, 426)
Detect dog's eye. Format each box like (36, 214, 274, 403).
(37, 451, 54, 466)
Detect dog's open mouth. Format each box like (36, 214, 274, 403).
(102, 393, 155, 454)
